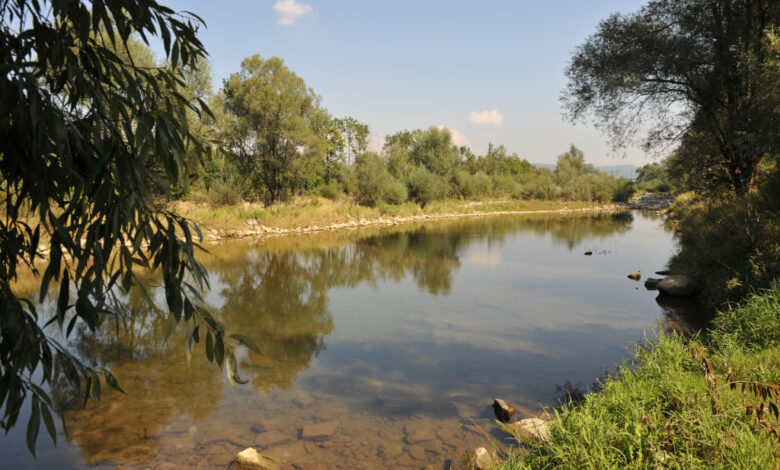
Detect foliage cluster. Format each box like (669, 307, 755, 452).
(152, 53, 636, 208)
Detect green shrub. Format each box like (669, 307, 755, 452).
(382, 179, 408, 204)
(318, 180, 342, 200)
(612, 180, 635, 202)
(405, 166, 446, 206)
(208, 174, 246, 206)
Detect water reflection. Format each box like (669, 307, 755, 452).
(27, 211, 668, 468)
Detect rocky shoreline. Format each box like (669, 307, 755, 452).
(199, 206, 622, 244)
(621, 193, 674, 211)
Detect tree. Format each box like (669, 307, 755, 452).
(222, 55, 329, 204)
(0, 0, 254, 454)
(564, 0, 780, 196)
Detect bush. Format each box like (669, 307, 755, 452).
(318, 180, 342, 200)
(669, 196, 780, 307)
(208, 174, 246, 206)
(612, 180, 635, 202)
(382, 179, 408, 204)
(491, 174, 520, 197)
(405, 166, 446, 206)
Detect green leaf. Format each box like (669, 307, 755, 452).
(40, 404, 57, 446)
(229, 334, 262, 355)
(26, 396, 40, 456)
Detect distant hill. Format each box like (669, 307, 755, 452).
(533, 163, 638, 179)
(597, 165, 639, 179)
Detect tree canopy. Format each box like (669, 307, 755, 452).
(0, 0, 255, 454)
(564, 0, 780, 196)
(221, 55, 329, 204)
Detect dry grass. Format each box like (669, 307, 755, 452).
(171, 196, 608, 232)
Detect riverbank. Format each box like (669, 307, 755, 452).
(171, 197, 621, 242)
(493, 282, 780, 469)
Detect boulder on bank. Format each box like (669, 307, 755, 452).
(472, 447, 497, 469)
(234, 448, 279, 469)
(504, 418, 550, 443)
(644, 277, 662, 290)
(492, 398, 516, 422)
(656, 275, 698, 297)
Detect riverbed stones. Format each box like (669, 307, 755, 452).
(406, 444, 427, 460)
(301, 420, 339, 441)
(472, 447, 497, 469)
(403, 424, 436, 444)
(505, 418, 550, 443)
(657, 275, 698, 297)
(377, 443, 404, 459)
(291, 392, 316, 408)
(251, 418, 285, 434)
(255, 430, 293, 448)
(492, 398, 516, 422)
(234, 447, 279, 469)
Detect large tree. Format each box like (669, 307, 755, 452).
(222, 55, 329, 204)
(0, 0, 254, 454)
(564, 0, 780, 196)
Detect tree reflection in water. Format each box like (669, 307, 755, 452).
(55, 212, 633, 465)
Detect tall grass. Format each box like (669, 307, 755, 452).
(500, 283, 780, 469)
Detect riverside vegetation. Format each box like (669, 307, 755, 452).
(492, 0, 780, 468)
(2, 0, 779, 468)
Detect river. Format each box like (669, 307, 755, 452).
(1, 211, 700, 469)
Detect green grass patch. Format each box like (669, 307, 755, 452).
(500, 282, 780, 469)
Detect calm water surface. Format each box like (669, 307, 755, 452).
(3, 212, 695, 469)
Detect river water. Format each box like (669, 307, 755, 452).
(1, 211, 696, 469)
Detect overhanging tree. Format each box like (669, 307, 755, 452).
(0, 0, 256, 454)
(563, 0, 780, 196)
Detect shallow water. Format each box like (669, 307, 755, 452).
(1, 211, 696, 469)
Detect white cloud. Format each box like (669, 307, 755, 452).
(273, 0, 313, 26)
(469, 109, 504, 126)
(436, 125, 470, 147)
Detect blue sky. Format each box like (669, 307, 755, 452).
(161, 0, 652, 166)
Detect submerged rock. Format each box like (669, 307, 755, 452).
(657, 275, 698, 297)
(234, 447, 279, 469)
(301, 420, 339, 441)
(255, 431, 292, 448)
(403, 425, 436, 444)
(505, 418, 550, 443)
(492, 398, 516, 422)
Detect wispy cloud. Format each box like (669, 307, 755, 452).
(469, 109, 504, 126)
(437, 125, 470, 147)
(273, 0, 313, 26)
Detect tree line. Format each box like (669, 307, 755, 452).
(157, 53, 639, 207)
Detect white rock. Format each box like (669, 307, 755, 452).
(505, 418, 550, 443)
(473, 447, 496, 469)
(234, 447, 279, 469)
(657, 275, 697, 297)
